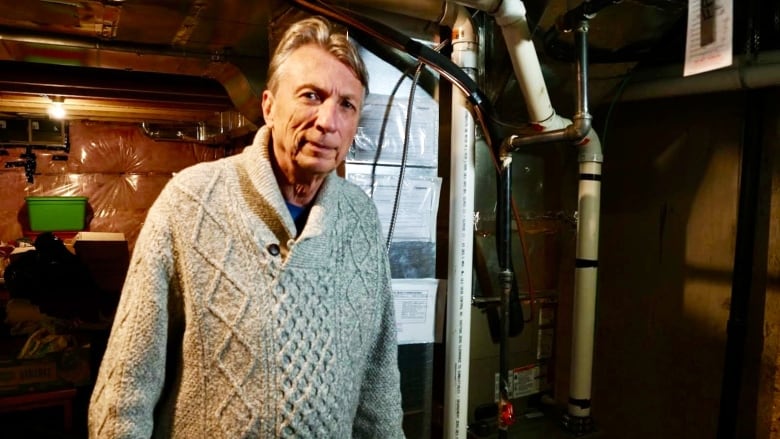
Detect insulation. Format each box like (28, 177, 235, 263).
(0, 120, 236, 251)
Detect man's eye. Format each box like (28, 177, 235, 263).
(341, 100, 356, 111)
(303, 92, 320, 101)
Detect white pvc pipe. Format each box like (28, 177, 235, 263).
(453, 0, 555, 123)
(569, 149, 602, 418)
(443, 6, 477, 439)
(452, 0, 501, 12)
(492, 0, 555, 123)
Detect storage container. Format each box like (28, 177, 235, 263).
(0, 346, 91, 396)
(25, 196, 88, 232)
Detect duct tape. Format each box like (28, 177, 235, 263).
(569, 397, 592, 409)
(578, 173, 602, 181)
(575, 258, 598, 268)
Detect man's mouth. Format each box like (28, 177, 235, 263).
(304, 139, 334, 151)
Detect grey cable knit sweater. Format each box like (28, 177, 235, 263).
(88, 127, 405, 438)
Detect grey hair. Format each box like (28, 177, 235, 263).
(266, 16, 369, 96)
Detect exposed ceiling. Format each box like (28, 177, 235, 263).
(2, 0, 772, 140)
(0, 0, 283, 134)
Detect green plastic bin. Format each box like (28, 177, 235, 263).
(26, 196, 88, 232)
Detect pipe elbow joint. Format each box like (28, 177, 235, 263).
(567, 112, 592, 143)
(493, 0, 528, 26)
(499, 136, 515, 159)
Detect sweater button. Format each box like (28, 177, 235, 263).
(267, 243, 280, 256)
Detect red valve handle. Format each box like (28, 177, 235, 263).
(499, 398, 515, 428)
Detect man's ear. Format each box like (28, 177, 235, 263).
(261, 90, 274, 127)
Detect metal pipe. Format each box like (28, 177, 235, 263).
(496, 153, 514, 438)
(575, 20, 590, 124)
(556, 0, 623, 33)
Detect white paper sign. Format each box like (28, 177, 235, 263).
(684, 0, 733, 77)
(392, 278, 439, 345)
(346, 166, 442, 243)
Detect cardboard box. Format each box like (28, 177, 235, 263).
(74, 232, 130, 316)
(0, 347, 91, 396)
(74, 232, 130, 294)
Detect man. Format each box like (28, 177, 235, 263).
(89, 16, 405, 438)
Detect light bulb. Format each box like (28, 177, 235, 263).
(47, 97, 66, 119)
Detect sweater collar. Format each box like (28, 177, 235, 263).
(240, 126, 339, 240)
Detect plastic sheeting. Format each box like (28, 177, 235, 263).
(349, 94, 439, 166)
(0, 120, 239, 252)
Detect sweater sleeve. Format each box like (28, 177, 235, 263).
(88, 194, 175, 439)
(352, 227, 406, 439)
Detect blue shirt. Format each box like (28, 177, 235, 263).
(286, 201, 310, 235)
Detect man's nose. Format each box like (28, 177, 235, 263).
(315, 100, 339, 133)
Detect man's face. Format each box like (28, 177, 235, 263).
(262, 44, 364, 181)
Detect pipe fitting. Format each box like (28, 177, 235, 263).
(501, 134, 527, 156)
(578, 130, 603, 163)
(493, 0, 528, 27)
(503, 110, 590, 154)
(501, 154, 513, 169)
(451, 0, 502, 16)
(565, 112, 592, 142)
(450, 6, 478, 70)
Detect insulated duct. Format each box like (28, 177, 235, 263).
(619, 51, 780, 101)
(0, 26, 265, 124)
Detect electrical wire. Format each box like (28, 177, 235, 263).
(600, 69, 633, 153)
(371, 39, 448, 248)
(385, 62, 424, 249)
(368, 62, 420, 199)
